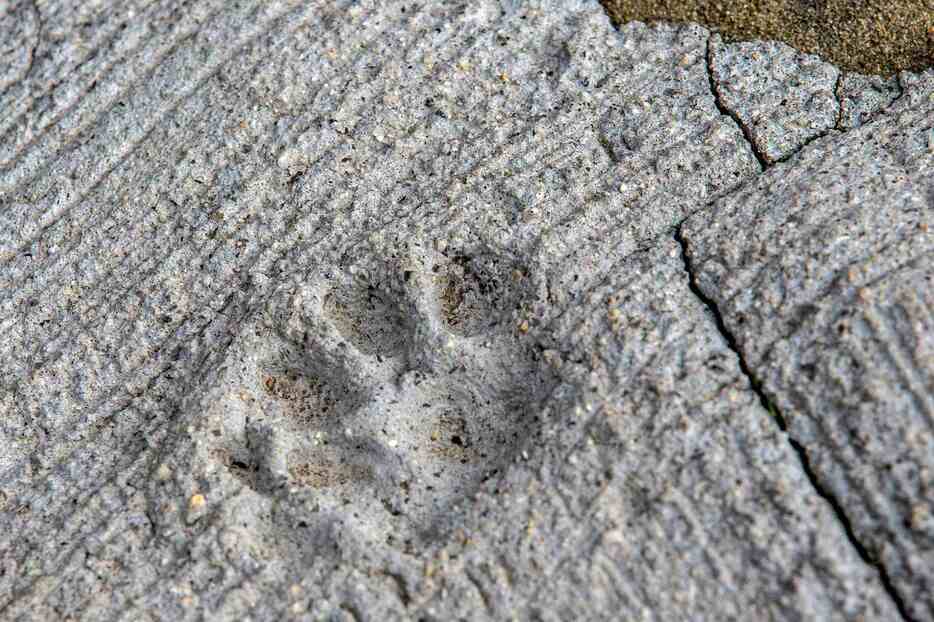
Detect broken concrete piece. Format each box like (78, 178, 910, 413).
(708, 34, 841, 164)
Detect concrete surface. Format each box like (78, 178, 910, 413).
(0, 0, 931, 620)
(681, 68, 934, 620)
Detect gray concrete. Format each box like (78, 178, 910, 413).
(0, 0, 930, 619)
(682, 67, 934, 620)
(836, 71, 903, 131)
(707, 34, 840, 164)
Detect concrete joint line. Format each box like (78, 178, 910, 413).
(673, 222, 915, 622)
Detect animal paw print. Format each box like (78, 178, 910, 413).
(193, 243, 554, 550)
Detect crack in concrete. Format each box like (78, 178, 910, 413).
(22, 0, 42, 85)
(704, 36, 769, 170)
(673, 222, 915, 622)
(704, 35, 846, 170)
(606, 8, 918, 615)
(769, 125, 837, 167)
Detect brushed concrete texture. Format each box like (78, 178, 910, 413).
(0, 0, 930, 620)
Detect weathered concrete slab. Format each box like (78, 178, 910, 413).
(0, 0, 930, 619)
(683, 69, 934, 620)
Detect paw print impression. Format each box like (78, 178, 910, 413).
(201, 245, 554, 548)
(439, 254, 515, 337)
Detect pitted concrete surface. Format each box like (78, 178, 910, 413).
(0, 1, 931, 620)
